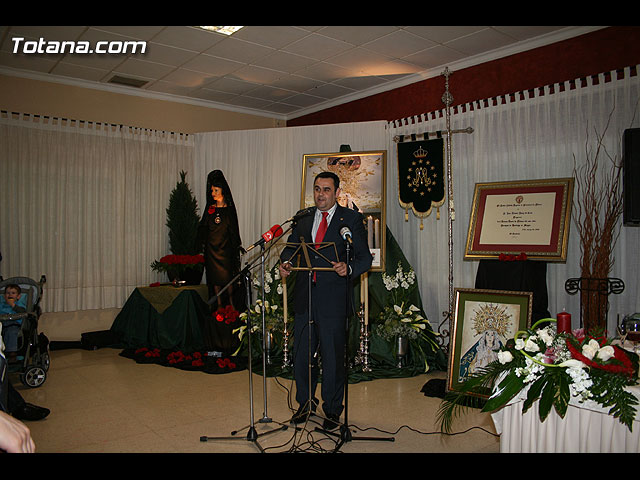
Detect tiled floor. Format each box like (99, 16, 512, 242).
(11, 348, 500, 453)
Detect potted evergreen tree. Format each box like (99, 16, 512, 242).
(151, 171, 204, 284)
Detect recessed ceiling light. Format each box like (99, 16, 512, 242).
(198, 26, 244, 35)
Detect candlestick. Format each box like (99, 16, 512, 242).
(367, 216, 373, 248)
(374, 218, 380, 249)
(557, 310, 571, 334)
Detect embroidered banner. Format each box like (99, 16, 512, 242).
(397, 137, 445, 219)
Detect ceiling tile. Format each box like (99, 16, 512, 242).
(444, 28, 515, 56)
(202, 37, 274, 64)
(282, 33, 354, 61)
(232, 26, 311, 49)
(180, 53, 244, 76)
(149, 26, 224, 52)
(317, 25, 399, 45)
(252, 50, 318, 73)
(362, 29, 437, 58)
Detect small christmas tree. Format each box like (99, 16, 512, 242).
(166, 170, 200, 255)
(151, 171, 204, 283)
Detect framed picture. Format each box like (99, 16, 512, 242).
(301, 150, 387, 272)
(447, 288, 533, 398)
(464, 178, 574, 261)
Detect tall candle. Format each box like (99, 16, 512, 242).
(374, 218, 380, 249)
(367, 216, 374, 248)
(557, 310, 571, 334)
(282, 279, 287, 324)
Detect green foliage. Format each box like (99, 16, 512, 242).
(166, 171, 200, 255)
(589, 368, 639, 431)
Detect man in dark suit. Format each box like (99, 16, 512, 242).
(279, 171, 373, 431)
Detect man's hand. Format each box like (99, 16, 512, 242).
(0, 411, 36, 453)
(331, 261, 348, 277)
(279, 261, 292, 278)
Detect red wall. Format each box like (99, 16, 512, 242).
(287, 26, 640, 127)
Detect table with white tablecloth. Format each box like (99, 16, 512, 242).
(491, 385, 640, 453)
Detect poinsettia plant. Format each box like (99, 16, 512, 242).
(437, 318, 639, 433)
(150, 254, 205, 274)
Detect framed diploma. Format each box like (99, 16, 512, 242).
(301, 150, 387, 272)
(464, 178, 574, 262)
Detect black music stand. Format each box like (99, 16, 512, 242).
(281, 239, 337, 435)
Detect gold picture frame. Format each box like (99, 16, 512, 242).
(464, 177, 574, 262)
(447, 288, 533, 398)
(301, 150, 387, 272)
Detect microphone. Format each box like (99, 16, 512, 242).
(245, 224, 283, 252)
(288, 206, 315, 223)
(340, 226, 353, 244)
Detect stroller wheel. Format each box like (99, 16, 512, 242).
(41, 351, 51, 371)
(21, 366, 47, 388)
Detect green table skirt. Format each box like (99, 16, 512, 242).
(110, 285, 239, 354)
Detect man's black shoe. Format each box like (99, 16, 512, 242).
(290, 402, 316, 424)
(13, 403, 50, 421)
(322, 413, 340, 431)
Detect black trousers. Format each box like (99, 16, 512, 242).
(293, 299, 346, 417)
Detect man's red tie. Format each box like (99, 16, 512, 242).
(313, 211, 328, 282)
(315, 211, 329, 247)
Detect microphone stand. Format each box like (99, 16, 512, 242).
(315, 233, 395, 451)
(256, 224, 293, 430)
(200, 251, 287, 452)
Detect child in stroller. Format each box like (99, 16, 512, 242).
(0, 276, 50, 388)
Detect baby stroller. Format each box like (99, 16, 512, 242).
(0, 275, 50, 388)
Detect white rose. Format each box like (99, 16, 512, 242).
(538, 327, 554, 346)
(596, 345, 615, 362)
(582, 339, 600, 360)
(498, 350, 514, 364)
(515, 338, 525, 350)
(524, 337, 540, 353)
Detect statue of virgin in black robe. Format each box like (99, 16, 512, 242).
(198, 170, 244, 309)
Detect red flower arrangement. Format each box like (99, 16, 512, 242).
(135, 347, 161, 358)
(151, 254, 205, 276)
(208, 205, 216, 215)
(498, 252, 528, 262)
(217, 358, 236, 369)
(566, 331, 635, 377)
(158, 254, 204, 265)
(214, 304, 240, 324)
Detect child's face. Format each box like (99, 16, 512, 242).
(4, 287, 20, 302)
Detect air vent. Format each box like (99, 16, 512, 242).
(108, 75, 148, 88)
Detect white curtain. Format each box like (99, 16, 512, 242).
(386, 66, 640, 336)
(0, 113, 194, 312)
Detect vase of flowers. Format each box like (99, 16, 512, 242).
(234, 264, 288, 360)
(396, 335, 409, 368)
(437, 318, 639, 433)
(374, 261, 440, 370)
